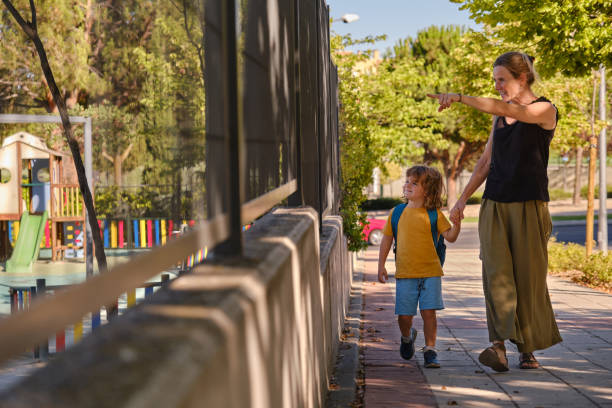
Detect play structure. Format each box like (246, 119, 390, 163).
(0, 131, 85, 270)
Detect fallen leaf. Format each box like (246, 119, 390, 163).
(447, 401, 458, 406)
(375, 307, 385, 311)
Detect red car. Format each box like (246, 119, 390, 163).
(363, 218, 387, 246)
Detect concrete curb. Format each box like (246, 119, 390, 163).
(325, 252, 365, 408)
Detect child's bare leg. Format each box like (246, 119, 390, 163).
(420, 309, 437, 347)
(398, 315, 414, 337)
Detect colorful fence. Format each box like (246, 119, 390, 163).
(96, 219, 196, 249)
(4, 218, 255, 268)
(8, 275, 170, 357)
(6, 218, 197, 249)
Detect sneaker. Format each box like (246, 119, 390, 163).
(423, 349, 440, 368)
(400, 328, 417, 360)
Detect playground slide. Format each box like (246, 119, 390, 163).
(5, 211, 48, 273)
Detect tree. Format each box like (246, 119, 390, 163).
(367, 26, 491, 208)
(451, 0, 612, 77)
(332, 34, 385, 251)
(0, 0, 104, 112)
(2, 0, 110, 314)
(135, 0, 206, 221)
(71, 103, 141, 188)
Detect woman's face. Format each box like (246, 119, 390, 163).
(493, 65, 523, 102)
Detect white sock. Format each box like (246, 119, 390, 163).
(402, 335, 413, 343)
(423, 345, 436, 352)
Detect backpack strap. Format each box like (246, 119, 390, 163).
(427, 209, 439, 247)
(391, 203, 407, 253)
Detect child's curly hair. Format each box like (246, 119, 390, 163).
(405, 165, 445, 210)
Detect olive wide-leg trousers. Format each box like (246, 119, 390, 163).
(478, 199, 562, 352)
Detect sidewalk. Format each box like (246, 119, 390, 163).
(328, 247, 612, 407)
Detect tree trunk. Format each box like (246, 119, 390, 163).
(586, 138, 597, 255)
(447, 175, 457, 209)
(446, 141, 465, 209)
(573, 145, 584, 205)
(114, 154, 122, 187)
(586, 73, 599, 256)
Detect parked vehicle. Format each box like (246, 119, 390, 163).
(362, 218, 386, 246)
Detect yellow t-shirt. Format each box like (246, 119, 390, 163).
(383, 206, 451, 279)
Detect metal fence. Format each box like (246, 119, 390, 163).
(205, 0, 340, 253)
(0, 0, 340, 364)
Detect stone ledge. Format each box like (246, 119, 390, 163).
(1, 207, 352, 408)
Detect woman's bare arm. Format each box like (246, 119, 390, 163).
(427, 93, 557, 130)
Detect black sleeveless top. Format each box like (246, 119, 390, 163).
(483, 96, 557, 202)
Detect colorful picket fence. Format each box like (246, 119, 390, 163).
(8, 275, 170, 357)
(97, 219, 197, 249)
(6, 220, 54, 249)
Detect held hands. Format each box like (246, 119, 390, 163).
(378, 265, 388, 284)
(450, 200, 466, 225)
(427, 93, 461, 112)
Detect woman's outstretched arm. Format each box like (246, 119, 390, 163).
(427, 93, 557, 130)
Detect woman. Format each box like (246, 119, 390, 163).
(427, 51, 562, 371)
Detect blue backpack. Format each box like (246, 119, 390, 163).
(391, 203, 446, 266)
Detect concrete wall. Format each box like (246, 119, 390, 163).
(0, 208, 352, 408)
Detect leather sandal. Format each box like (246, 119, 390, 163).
(519, 352, 540, 369)
(478, 343, 509, 372)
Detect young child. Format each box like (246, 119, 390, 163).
(377, 165, 461, 368)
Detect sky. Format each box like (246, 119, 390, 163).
(326, 0, 481, 55)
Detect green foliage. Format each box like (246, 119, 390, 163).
(582, 252, 612, 287)
(452, 0, 612, 77)
(580, 184, 612, 199)
(548, 238, 588, 272)
(332, 34, 385, 251)
(548, 238, 612, 287)
(375, 26, 492, 206)
(548, 188, 573, 201)
(466, 192, 483, 205)
(360, 197, 404, 211)
(94, 186, 195, 219)
(0, 0, 105, 112)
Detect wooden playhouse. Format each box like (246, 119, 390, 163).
(0, 131, 86, 262)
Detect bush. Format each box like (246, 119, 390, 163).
(360, 197, 404, 211)
(548, 238, 586, 273)
(580, 184, 612, 199)
(466, 192, 483, 205)
(548, 188, 573, 201)
(548, 237, 612, 287)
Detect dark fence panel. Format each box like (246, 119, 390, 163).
(241, 0, 296, 201)
(204, 0, 340, 251)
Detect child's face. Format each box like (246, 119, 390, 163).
(403, 175, 426, 202)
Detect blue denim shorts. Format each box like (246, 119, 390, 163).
(395, 277, 444, 316)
